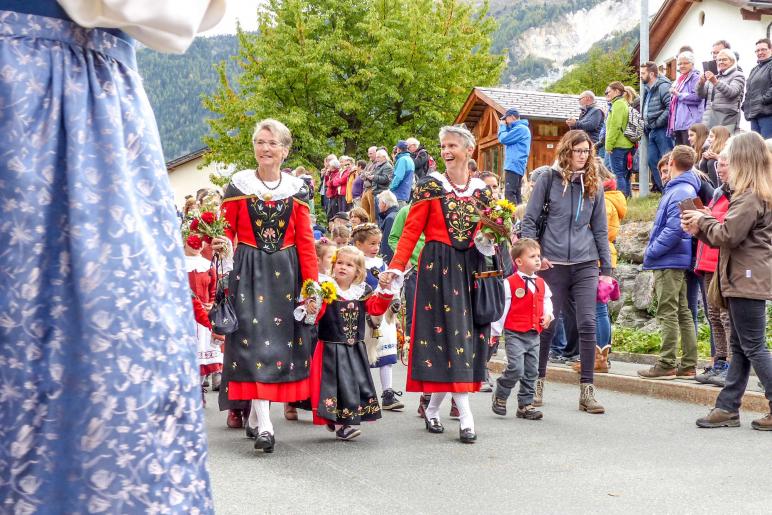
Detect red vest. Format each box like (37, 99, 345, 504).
(504, 274, 545, 333)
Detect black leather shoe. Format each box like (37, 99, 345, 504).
(254, 431, 275, 453)
(245, 424, 257, 439)
(424, 414, 444, 434)
(459, 428, 477, 444)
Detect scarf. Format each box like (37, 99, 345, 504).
(667, 72, 690, 136)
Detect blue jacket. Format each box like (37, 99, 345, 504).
(390, 152, 415, 201)
(497, 119, 531, 175)
(643, 170, 701, 270)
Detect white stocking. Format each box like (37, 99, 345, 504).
(248, 400, 259, 429)
(425, 392, 447, 421)
(451, 393, 473, 432)
(253, 399, 273, 435)
(379, 365, 393, 391)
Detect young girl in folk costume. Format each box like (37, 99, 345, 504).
(352, 224, 404, 411)
(185, 233, 222, 405)
(308, 246, 394, 440)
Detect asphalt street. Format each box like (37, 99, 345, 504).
(205, 365, 771, 515)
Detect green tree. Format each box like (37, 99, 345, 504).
(202, 0, 504, 169)
(546, 47, 639, 95)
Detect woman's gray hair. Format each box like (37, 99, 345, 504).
(252, 118, 292, 148)
(328, 158, 340, 169)
(439, 124, 476, 149)
(717, 48, 736, 64)
(377, 189, 398, 209)
(677, 51, 695, 64)
(375, 148, 389, 159)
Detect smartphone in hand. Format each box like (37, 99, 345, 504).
(678, 197, 705, 213)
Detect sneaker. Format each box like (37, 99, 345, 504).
(548, 352, 567, 364)
(516, 404, 543, 420)
(637, 365, 677, 380)
(695, 366, 716, 384)
(533, 378, 544, 407)
(707, 361, 729, 387)
(751, 413, 772, 431)
(417, 393, 430, 418)
(491, 394, 507, 416)
(696, 408, 740, 428)
(676, 366, 696, 379)
(449, 399, 460, 419)
(564, 354, 580, 364)
(479, 381, 493, 393)
(381, 389, 405, 411)
(336, 425, 361, 441)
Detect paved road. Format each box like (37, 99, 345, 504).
(205, 365, 770, 515)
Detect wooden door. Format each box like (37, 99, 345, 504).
(529, 139, 558, 171)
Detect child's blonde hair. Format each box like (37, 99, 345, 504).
(351, 223, 382, 245)
(514, 203, 527, 222)
(315, 239, 336, 273)
(331, 225, 352, 245)
(331, 245, 367, 284)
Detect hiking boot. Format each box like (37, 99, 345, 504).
(381, 389, 405, 411)
(695, 366, 717, 384)
(707, 361, 729, 387)
(533, 378, 544, 407)
(336, 425, 361, 441)
(637, 365, 677, 380)
(491, 394, 507, 416)
(676, 366, 696, 379)
(449, 399, 460, 419)
(417, 393, 430, 418)
(579, 383, 605, 414)
(751, 412, 772, 431)
(516, 404, 543, 420)
(696, 408, 740, 428)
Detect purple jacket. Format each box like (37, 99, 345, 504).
(668, 70, 705, 134)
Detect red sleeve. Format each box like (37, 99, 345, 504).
(221, 198, 239, 242)
(315, 301, 328, 324)
(365, 292, 393, 316)
(192, 297, 212, 329)
(292, 201, 319, 282)
(208, 267, 217, 301)
(338, 168, 351, 185)
(388, 199, 430, 272)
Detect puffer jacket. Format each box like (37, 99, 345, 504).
(643, 170, 701, 270)
(642, 75, 672, 130)
(604, 186, 627, 268)
(741, 57, 772, 120)
(696, 190, 772, 301)
(697, 66, 746, 129)
(695, 186, 730, 273)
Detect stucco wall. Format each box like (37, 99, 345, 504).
(167, 157, 220, 209)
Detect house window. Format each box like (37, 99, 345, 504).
(537, 124, 558, 137)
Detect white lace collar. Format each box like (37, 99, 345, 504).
(319, 274, 367, 301)
(231, 169, 304, 200)
(185, 255, 212, 273)
(429, 171, 488, 198)
(365, 256, 384, 269)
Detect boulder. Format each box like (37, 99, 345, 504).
(615, 304, 651, 330)
(616, 221, 653, 264)
(632, 271, 655, 310)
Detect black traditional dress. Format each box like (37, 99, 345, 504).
(310, 280, 392, 426)
(388, 172, 495, 393)
(219, 170, 319, 404)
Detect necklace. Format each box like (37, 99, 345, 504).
(255, 169, 282, 201)
(446, 171, 472, 194)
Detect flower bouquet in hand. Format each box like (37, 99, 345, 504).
(190, 204, 230, 255)
(300, 279, 337, 323)
(473, 199, 517, 244)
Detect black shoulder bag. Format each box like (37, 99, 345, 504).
(208, 255, 239, 335)
(534, 169, 555, 241)
(472, 250, 505, 326)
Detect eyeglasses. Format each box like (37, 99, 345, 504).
(756, 47, 770, 53)
(572, 149, 591, 155)
(254, 140, 284, 149)
(604, 90, 612, 95)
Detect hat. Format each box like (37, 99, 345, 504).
(330, 211, 349, 222)
(500, 108, 520, 120)
(395, 140, 409, 151)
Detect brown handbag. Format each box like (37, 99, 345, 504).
(707, 265, 727, 310)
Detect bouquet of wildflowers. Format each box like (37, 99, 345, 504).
(300, 279, 337, 323)
(473, 199, 517, 244)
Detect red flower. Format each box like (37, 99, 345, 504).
(201, 211, 216, 224)
(202, 234, 213, 244)
(186, 234, 203, 250)
(189, 218, 199, 231)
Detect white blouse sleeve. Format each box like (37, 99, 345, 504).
(473, 231, 496, 257)
(58, 0, 227, 53)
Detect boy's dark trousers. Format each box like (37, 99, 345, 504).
(495, 329, 540, 406)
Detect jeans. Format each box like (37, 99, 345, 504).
(596, 302, 611, 349)
(646, 128, 673, 192)
(549, 315, 566, 355)
(496, 330, 540, 406)
(653, 269, 698, 369)
(750, 115, 772, 139)
(610, 148, 631, 197)
(537, 262, 599, 383)
(715, 298, 772, 412)
(504, 171, 523, 205)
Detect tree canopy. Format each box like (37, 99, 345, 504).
(202, 0, 504, 169)
(546, 46, 639, 95)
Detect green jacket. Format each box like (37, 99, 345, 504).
(388, 204, 423, 267)
(605, 96, 634, 152)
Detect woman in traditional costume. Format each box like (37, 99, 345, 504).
(384, 125, 496, 443)
(213, 119, 319, 454)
